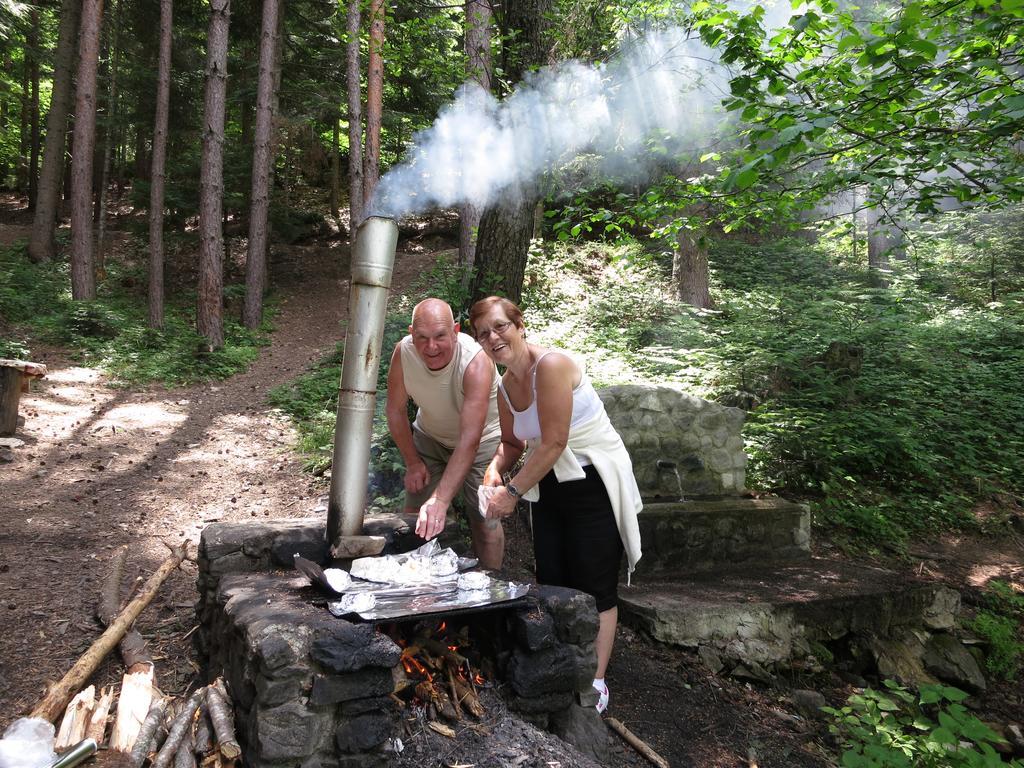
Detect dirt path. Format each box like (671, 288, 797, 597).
(0, 239, 437, 724)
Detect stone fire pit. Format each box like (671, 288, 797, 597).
(197, 520, 606, 767)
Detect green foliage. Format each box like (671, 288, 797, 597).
(690, 0, 1024, 225)
(967, 580, 1024, 681)
(823, 681, 1021, 768)
(969, 610, 1023, 682)
(0, 241, 269, 387)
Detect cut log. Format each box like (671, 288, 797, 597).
(55, 686, 96, 749)
(85, 687, 114, 745)
(128, 697, 167, 768)
(193, 702, 212, 757)
(98, 546, 155, 672)
(110, 666, 156, 752)
(450, 673, 484, 719)
(151, 689, 205, 768)
(173, 728, 196, 768)
(329, 535, 386, 559)
(206, 680, 240, 760)
(606, 717, 670, 768)
(31, 543, 187, 723)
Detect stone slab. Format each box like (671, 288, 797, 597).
(635, 496, 810, 574)
(620, 559, 958, 666)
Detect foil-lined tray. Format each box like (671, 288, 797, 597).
(294, 541, 531, 621)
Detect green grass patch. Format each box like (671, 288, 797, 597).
(0, 239, 271, 386)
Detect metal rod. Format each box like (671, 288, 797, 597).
(50, 739, 98, 768)
(327, 216, 399, 546)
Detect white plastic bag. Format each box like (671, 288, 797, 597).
(0, 718, 57, 768)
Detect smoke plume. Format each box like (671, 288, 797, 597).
(369, 29, 726, 219)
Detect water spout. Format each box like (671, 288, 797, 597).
(656, 459, 685, 502)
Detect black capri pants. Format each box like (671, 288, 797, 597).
(531, 464, 624, 612)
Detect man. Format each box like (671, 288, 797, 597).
(385, 298, 504, 568)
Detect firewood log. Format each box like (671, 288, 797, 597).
(173, 729, 196, 768)
(128, 697, 167, 768)
(31, 544, 187, 724)
(415, 681, 458, 723)
(55, 686, 96, 749)
(450, 674, 485, 719)
(110, 666, 156, 751)
(85, 687, 114, 745)
(206, 680, 241, 760)
(151, 689, 205, 768)
(192, 702, 213, 757)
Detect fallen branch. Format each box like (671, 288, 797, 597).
(31, 543, 188, 723)
(129, 698, 167, 768)
(151, 689, 205, 768)
(206, 680, 241, 760)
(98, 546, 155, 672)
(605, 717, 670, 768)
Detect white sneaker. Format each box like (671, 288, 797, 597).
(593, 680, 609, 714)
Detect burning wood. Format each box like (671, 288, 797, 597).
(392, 622, 488, 725)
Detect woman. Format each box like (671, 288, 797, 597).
(471, 296, 642, 714)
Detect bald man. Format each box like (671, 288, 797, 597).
(384, 298, 504, 568)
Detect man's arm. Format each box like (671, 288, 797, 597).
(415, 350, 494, 537)
(384, 344, 429, 499)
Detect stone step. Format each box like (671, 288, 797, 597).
(619, 559, 960, 670)
(635, 496, 811, 575)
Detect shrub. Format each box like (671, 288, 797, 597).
(823, 681, 1021, 768)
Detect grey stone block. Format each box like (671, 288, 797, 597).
(256, 702, 332, 761)
(271, 527, 330, 567)
(334, 713, 391, 753)
(506, 644, 579, 697)
(549, 704, 609, 763)
(536, 586, 599, 645)
(511, 608, 557, 651)
(310, 668, 394, 705)
(311, 623, 402, 672)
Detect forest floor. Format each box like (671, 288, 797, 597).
(1, 206, 1022, 767)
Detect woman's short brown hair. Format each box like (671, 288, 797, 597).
(468, 296, 525, 336)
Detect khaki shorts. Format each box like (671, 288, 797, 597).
(405, 429, 500, 517)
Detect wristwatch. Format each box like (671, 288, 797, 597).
(506, 483, 523, 499)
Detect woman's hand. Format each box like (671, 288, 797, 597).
(484, 486, 518, 519)
(481, 465, 504, 487)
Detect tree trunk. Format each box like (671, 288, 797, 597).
(362, 0, 384, 207)
(27, 9, 41, 211)
(469, 0, 552, 307)
(27, 0, 79, 262)
(243, 0, 280, 331)
(469, 199, 534, 305)
(197, 0, 231, 351)
(148, 0, 173, 330)
(96, 0, 123, 281)
(70, 0, 106, 301)
(458, 0, 492, 276)
(330, 115, 340, 219)
(345, 0, 363, 233)
(866, 206, 898, 288)
(672, 226, 712, 309)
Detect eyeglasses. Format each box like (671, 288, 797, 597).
(474, 320, 513, 342)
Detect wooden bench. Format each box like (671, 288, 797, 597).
(0, 358, 48, 436)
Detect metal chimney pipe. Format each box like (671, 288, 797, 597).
(327, 216, 399, 545)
